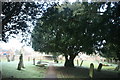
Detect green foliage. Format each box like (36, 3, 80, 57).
(101, 2, 120, 59)
(32, 1, 120, 66)
(2, 2, 58, 43)
(32, 2, 106, 55)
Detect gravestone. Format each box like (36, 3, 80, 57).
(33, 58, 35, 65)
(17, 54, 25, 70)
(80, 60, 83, 67)
(97, 63, 102, 71)
(11, 55, 15, 61)
(89, 63, 94, 78)
(6, 55, 10, 62)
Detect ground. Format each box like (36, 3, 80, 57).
(0, 61, 47, 78)
(0, 58, 120, 79)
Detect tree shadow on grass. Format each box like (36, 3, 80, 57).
(55, 67, 119, 79)
(55, 67, 89, 78)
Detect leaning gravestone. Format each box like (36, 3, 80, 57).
(97, 63, 103, 71)
(89, 63, 94, 78)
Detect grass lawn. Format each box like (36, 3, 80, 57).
(0, 58, 119, 79)
(0, 61, 47, 78)
(56, 59, 118, 70)
(54, 60, 119, 78)
(74, 60, 118, 70)
(55, 66, 119, 78)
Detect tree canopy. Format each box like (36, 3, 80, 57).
(2, 1, 58, 44)
(101, 2, 120, 60)
(2, 1, 120, 67)
(32, 1, 120, 67)
(32, 2, 112, 67)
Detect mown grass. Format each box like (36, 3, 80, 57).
(0, 57, 119, 78)
(55, 59, 117, 70)
(55, 66, 119, 78)
(55, 60, 119, 78)
(56, 67, 89, 78)
(0, 61, 47, 78)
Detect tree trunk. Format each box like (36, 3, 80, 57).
(64, 54, 76, 67)
(80, 60, 84, 67)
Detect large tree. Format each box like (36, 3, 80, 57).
(32, 2, 106, 67)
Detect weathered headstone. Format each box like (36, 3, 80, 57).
(80, 60, 83, 67)
(6, 55, 10, 62)
(33, 58, 35, 65)
(11, 55, 15, 61)
(89, 63, 94, 78)
(97, 63, 102, 71)
(17, 54, 25, 70)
